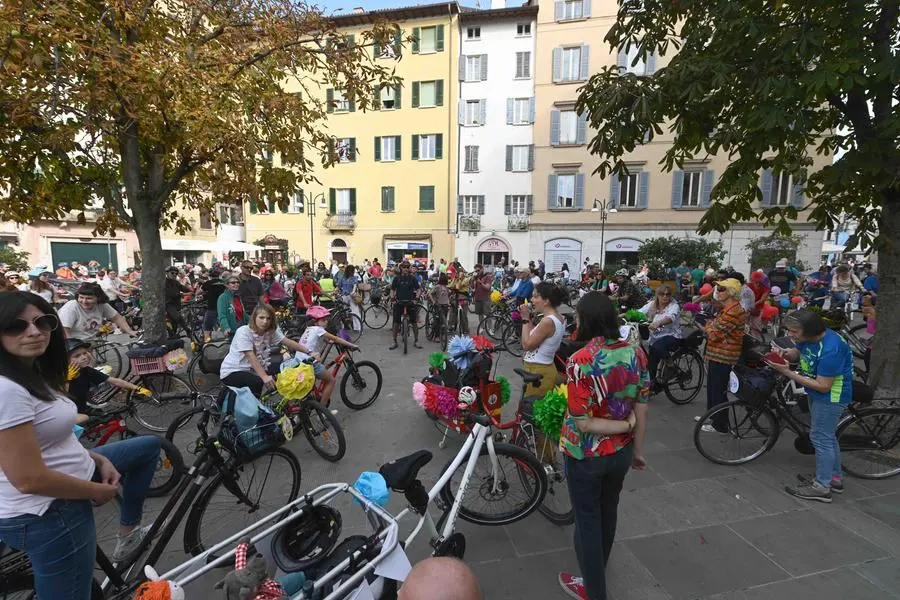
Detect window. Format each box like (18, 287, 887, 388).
(461, 195, 481, 216)
(466, 27, 480, 40)
(199, 210, 213, 230)
(771, 172, 793, 206)
(376, 32, 400, 59)
(556, 174, 575, 208)
(618, 173, 639, 208)
(463, 99, 484, 126)
(508, 146, 530, 172)
(381, 186, 395, 212)
(560, 109, 578, 144)
(625, 45, 646, 75)
(681, 171, 702, 207)
(415, 80, 443, 107)
(219, 203, 244, 225)
(517, 23, 531, 36)
(509, 195, 530, 216)
(420, 26, 438, 52)
(379, 85, 398, 110)
(561, 47, 582, 81)
(290, 191, 305, 213)
(333, 89, 350, 112)
(464, 146, 479, 172)
(419, 186, 435, 211)
(511, 98, 531, 124)
(515, 52, 531, 79)
(465, 55, 484, 82)
(377, 136, 400, 162)
(417, 134, 439, 160)
(335, 188, 352, 213)
(334, 138, 355, 163)
(561, 0, 584, 20)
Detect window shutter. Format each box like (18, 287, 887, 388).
(505, 146, 513, 172)
(646, 52, 657, 74)
(412, 82, 420, 108)
(576, 111, 587, 144)
(504, 195, 511, 215)
(349, 188, 357, 215)
(249, 198, 257, 214)
(296, 190, 304, 213)
(381, 187, 389, 212)
(268, 197, 276, 213)
(550, 110, 560, 145)
(528, 145, 535, 171)
(617, 49, 627, 73)
(435, 134, 443, 159)
(529, 97, 535, 123)
(610, 175, 620, 209)
(473, 146, 478, 170)
(349, 98, 356, 112)
(329, 188, 336, 215)
(580, 45, 590, 80)
(326, 88, 334, 113)
(575, 173, 585, 209)
(584, 0, 592, 17)
(374, 137, 381, 161)
(372, 84, 380, 110)
(481, 54, 488, 80)
(478, 195, 485, 215)
(458, 99, 465, 124)
(552, 48, 562, 82)
(394, 84, 401, 108)
(394, 135, 402, 160)
(554, 0, 563, 20)
(435, 80, 444, 106)
(436, 25, 445, 51)
(507, 98, 514, 124)
(412, 27, 420, 53)
(638, 171, 649, 209)
(411, 135, 419, 160)
(761, 168, 773, 206)
(349, 137, 356, 161)
(459, 57, 466, 81)
(393, 30, 402, 53)
(547, 174, 558, 208)
(671, 170, 684, 208)
(791, 180, 804, 209)
(479, 99, 486, 124)
(526, 195, 534, 215)
(702, 169, 715, 208)
(457, 195, 464, 215)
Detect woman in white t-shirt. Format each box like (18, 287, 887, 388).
(58, 282, 136, 339)
(0, 291, 161, 599)
(219, 303, 313, 397)
(296, 306, 359, 409)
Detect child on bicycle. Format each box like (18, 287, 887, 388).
(295, 306, 359, 411)
(65, 338, 152, 415)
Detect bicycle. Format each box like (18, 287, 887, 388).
(316, 342, 383, 410)
(2, 396, 302, 599)
(364, 292, 391, 329)
(693, 366, 900, 478)
(327, 297, 364, 344)
(624, 320, 706, 405)
(260, 385, 348, 462)
(396, 301, 425, 354)
(185, 339, 230, 394)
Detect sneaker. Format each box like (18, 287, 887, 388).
(700, 424, 727, 433)
(330, 408, 339, 416)
(694, 415, 702, 422)
(785, 480, 832, 503)
(797, 473, 844, 494)
(558, 572, 589, 600)
(113, 524, 152, 562)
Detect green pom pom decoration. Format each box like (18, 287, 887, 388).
(428, 352, 447, 370)
(532, 386, 568, 441)
(496, 376, 511, 405)
(623, 309, 648, 323)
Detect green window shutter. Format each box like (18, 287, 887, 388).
(249, 198, 257, 214)
(420, 186, 435, 211)
(394, 84, 402, 109)
(411, 135, 419, 160)
(349, 188, 357, 215)
(412, 27, 420, 53)
(297, 189, 305, 213)
(349, 138, 356, 161)
(435, 134, 443, 159)
(268, 197, 276, 213)
(411, 82, 420, 108)
(349, 97, 356, 112)
(435, 80, 444, 106)
(329, 188, 336, 215)
(374, 137, 381, 161)
(326, 88, 334, 113)
(436, 24, 445, 52)
(394, 135, 402, 160)
(393, 30, 402, 54)
(372, 84, 380, 110)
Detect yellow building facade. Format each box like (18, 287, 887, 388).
(245, 4, 461, 267)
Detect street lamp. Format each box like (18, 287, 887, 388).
(303, 191, 325, 266)
(591, 199, 617, 271)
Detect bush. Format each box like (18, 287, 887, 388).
(745, 234, 807, 272)
(637, 236, 726, 279)
(0, 247, 29, 271)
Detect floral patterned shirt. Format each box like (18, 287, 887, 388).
(559, 336, 650, 460)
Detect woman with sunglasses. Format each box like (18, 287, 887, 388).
(29, 271, 57, 305)
(0, 291, 162, 599)
(217, 275, 248, 338)
(638, 284, 682, 392)
(700, 278, 746, 433)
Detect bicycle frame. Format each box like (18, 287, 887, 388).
(83, 415, 128, 446)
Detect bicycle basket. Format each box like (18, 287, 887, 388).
(732, 366, 777, 405)
(200, 341, 230, 374)
(679, 329, 705, 350)
(218, 415, 284, 457)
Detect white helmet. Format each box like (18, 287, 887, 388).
(458, 386, 477, 406)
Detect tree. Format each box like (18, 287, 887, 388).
(637, 236, 725, 279)
(0, 0, 399, 341)
(578, 0, 899, 391)
(745, 234, 808, 272)
(0, 247, 29, 271)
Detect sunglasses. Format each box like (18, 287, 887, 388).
(716, 287, 728, 293)
(3, 313, 59, 335)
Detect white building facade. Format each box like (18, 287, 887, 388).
(455, 2, 538, 268)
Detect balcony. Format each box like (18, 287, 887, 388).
(459, 215, 481, 232)
(324, 210, 356, 232)
(508, 216, 530, 232)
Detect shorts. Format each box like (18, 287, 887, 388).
(393, 301, 418, 326)
(473, 299, 489, 316)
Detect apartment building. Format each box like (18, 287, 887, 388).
(245, 3, 460, 267)
(455, 1, 538, 268)
(529, 0, 825, 275)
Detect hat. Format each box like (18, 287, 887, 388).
(714, 278, 742, 297)
(775, 259, 788, 268)
(166, 266, 179, 274)
(65, 338, 92, 354)
(58, 262, 68, 267)
(306, 305, 331, 320)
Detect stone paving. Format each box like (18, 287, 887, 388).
(96, 323, 900, 599)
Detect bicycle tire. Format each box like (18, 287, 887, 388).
(339, 360, 383, 410)
(187, 354, 222, 394)
(364, 304, 390, 330)
(301, 400, 347, 462)
(693, 400, 779, 466)
(129, 373, 193, 432)
(438, 442, 547, 526)
(337, 312, 364, 344)
(126, 433, 186, 497)
(664, 350, 705, 405)
(511, 423, 573, 525)
(477, 314, 505, 341)
(837, 407, 900, 479)
(165, 406, 206, 442)
(184, 446, 302, 557)
(94, 342, 129, 380)
(502, 320, 523, 358)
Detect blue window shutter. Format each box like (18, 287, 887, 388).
(792, 181, 804, 209)
(701, 169, 715, 208)
(529, 97, 535, 123)
(575, 174, 585, 209)
(646, 52, 657, 74)
(552, 48, 562, 83)
(617, 49, 627, 73)
(528, 144, 535, 171)
(761, 168, 773, 206)
(479, 99, 486, 125)
(671, 170, 684, 208)
(548, 174, 558, 208)
(610, 176, 620, 208)
(638, 171, 650, 209)
(507, 98, 513, 124)
(550, 110, 560, 145)
(576, 112, 587, 144)
(583, 0, 592, 17)
(580, 45, 590, 80)
(554, 0, 563, 21)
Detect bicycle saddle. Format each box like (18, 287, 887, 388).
(513, 367, 543, 387)
(380, 450, 433, 491)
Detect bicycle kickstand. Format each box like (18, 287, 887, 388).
(438, 424, 450, 450)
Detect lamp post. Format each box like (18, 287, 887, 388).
(304, 192, 324, 266)
(591, 198, 617, 271)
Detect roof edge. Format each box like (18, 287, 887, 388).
(459, 4, 539, 22)
(331, 2, 461, 26)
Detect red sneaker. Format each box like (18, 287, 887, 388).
(558, 572, 589, 600)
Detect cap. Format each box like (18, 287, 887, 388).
(65, 338, 92, 354)
(166, 266, 180, 274)
(714, 278, 742, 297)
(775, 259, 788, 268)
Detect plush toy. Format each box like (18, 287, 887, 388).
(215, 540, 285, 600)
(133, 566, 185, 600)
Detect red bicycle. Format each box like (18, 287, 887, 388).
(316, 343, 383, 410)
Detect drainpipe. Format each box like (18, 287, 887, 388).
(447, 1, 456, 244)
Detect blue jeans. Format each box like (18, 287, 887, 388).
(565, 446, 633, 600)
(831, 291, 848, 308)
(92, 435, 161, 526)
(648, 335, 680, 380)
(809, 401, 845, 486)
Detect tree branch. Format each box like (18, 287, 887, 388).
(229, 38, 323, 78)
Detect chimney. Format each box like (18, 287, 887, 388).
(353, 6, 365, 13)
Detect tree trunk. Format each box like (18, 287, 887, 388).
(868, 189, 900, 395)
(132, 214, 168, 344)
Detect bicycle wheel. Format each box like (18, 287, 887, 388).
(123, 433, 185, 497)
(337, 312, 364, 344)
(129, 373, 192, 432)
(503, 321, 523, 358)
(837, 407, 900, 479)
(664, 350, 705, 405)
(184, 447, 302, 557)
(512, 423, 573, 525)
(693, 400, 779, 465)
(844, 323, 872, 361)
(187, 354, 222, 394)
(94, 342, 128, 379)
(477, 314, 505, 341)
(339, 360, 383, 410)
(364, 304, 390, 330)
(301, 400, 346, 462)
(438, 442, 547, 526)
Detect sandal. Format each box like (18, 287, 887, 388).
(389, 343, 398, 350)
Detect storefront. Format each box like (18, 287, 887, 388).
(543, 238, 582, 273)
(476, 237, 510, 267)
(160, 238, 215, 267)
(386, 241, 430, 265)
(50, 240, 120, 271)
(603, 238, 642, 269)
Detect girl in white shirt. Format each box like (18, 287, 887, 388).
(297, 306, 359, 409)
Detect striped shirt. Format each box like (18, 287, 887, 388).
(704, 302, 746, 365)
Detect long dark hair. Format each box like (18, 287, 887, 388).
(30, 275, 52, 293)
(0, 292, 68, 401)
(574, 291, 620, 343)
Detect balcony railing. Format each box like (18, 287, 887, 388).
(459, 215, 481, 232)
(508, 216, 530, 231)
(324, 210, 356, 232)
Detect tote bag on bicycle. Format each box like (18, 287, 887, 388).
(217, 386, 282, 454)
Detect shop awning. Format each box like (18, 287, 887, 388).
(160, 239, 217, 252)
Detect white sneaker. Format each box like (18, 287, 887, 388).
(700, 424, 728, 434)
(330, 408, 339, 415)
(113, 524, 151, 562)
(694, 415, 702, 422)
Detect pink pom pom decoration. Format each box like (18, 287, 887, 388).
(510, 310, 521, 321)
(412, 382, 426, 407)
(436, 388, 460, 419)
(682, 302, 701, 313)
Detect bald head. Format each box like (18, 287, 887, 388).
(398, 557, 482, 600)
